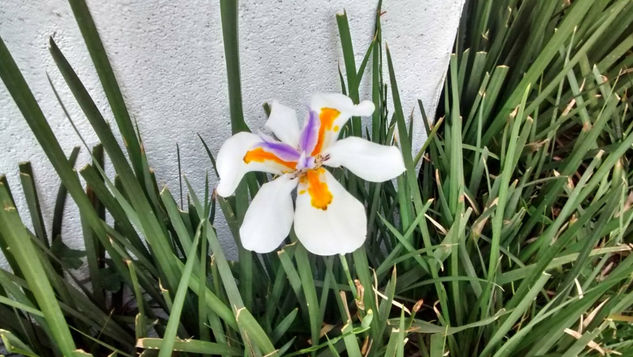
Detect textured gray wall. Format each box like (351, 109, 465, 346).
(0, 0, 464, 266)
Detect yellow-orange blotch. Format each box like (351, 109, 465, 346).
(243, 147, 297, 170)
(302, 168, 333, 210)
(311, 107, 340, 156)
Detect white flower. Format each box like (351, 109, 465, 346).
(216, 93, 405, 255)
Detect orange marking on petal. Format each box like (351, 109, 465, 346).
(305, 168, 333, 210)
(311, 107, 340, 156)
(243, 147, 297, 169)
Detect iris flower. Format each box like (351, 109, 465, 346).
(216, 93, 405, 255)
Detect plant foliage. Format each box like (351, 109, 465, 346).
(1, 0, 633, 356)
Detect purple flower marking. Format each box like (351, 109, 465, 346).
(302, 155, 313, 168)
(258, 140, 301, 161)
(299, 110, 320, 154)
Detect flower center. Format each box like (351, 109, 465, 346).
(293, 153, 329, 175)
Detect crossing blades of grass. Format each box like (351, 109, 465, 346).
(159, 224, 201, 357)
(0, 184, 76, 355)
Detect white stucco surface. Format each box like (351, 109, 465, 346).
(0, 0, 464, 267)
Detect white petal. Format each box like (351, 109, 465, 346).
(353, 100, 376, 116)
(216, 132, 292, 197)
(311, 93, 375, 118)
(265, 100, 300, 147)
(239, 175, 298, 253)
(308, 93, 376, 154)
(294, 169, 366, 255)
(324, 137, 406, 182)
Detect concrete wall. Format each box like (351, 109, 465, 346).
(0, 0, 464, 266)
